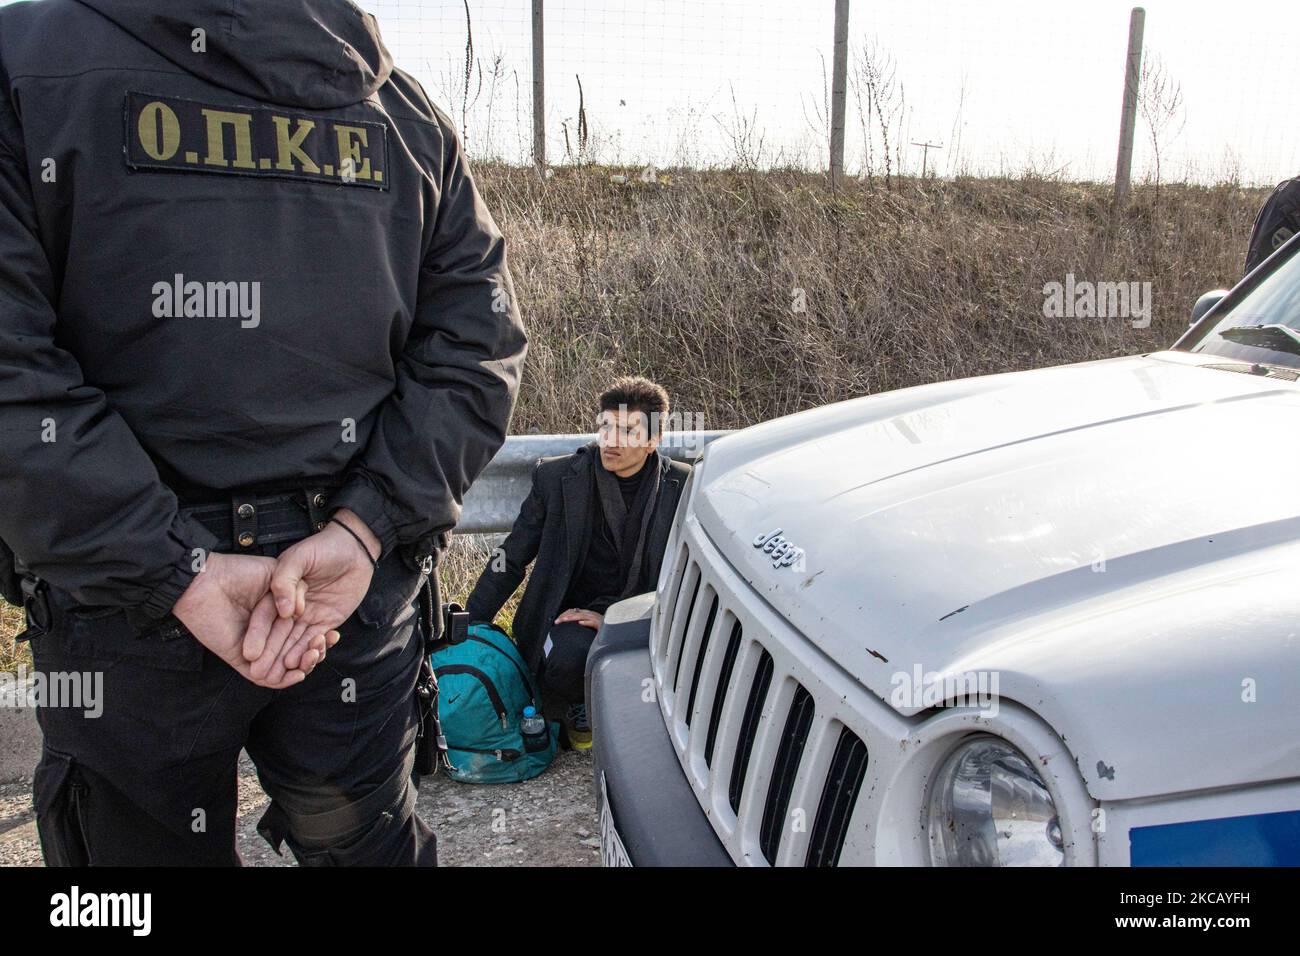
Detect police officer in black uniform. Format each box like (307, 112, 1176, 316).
(0, 0, 526, 866)
(1245, 176, 1300, 274)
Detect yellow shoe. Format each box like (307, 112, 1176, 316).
(564, 703, 592, 751)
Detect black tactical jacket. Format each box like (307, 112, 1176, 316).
(0, 0, 527, 620)
(1245, 177, 1300, 274)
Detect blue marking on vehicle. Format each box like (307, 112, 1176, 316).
(1130, 809, 1300, 866)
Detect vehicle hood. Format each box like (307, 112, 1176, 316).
(75, 0, 392, 109)
(694, 352, 1300, 799)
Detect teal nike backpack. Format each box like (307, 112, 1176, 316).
(431, 620, 559, 783)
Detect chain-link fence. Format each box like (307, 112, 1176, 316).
(363, 0, 1299, 187)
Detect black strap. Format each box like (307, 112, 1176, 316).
(257, 748, 416, 852)
(329, 517, 378, 569)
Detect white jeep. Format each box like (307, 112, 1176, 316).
(586, 239, 1300, 867)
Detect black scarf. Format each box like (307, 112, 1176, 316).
(592, 445, 661, 599)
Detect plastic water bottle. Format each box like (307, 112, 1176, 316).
(520, 705, 549, 753)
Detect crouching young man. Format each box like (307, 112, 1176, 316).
(465, 377, 691, 748)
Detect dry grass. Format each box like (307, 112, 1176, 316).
(479, 165, 1262, 432)
(1, 169, 1266, 664)
(1, 602, 28, 672)
(438, 533, 525, 632)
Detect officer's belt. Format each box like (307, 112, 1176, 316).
(180, 483, 340, 551)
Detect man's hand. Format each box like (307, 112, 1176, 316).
(555, 608, 604, 631)
(172, 552, 335, 689)
(243, 509, 379, 680)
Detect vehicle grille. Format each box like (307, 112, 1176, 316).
(652, 537, 872, 866)
(704, 620, 744, 767)
(806, 727, 870, 866)
(728, 649, 773, 813)
(683, 594, 718, 727)
(760, 683, 815, 864)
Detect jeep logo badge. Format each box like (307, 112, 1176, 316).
(753, 528, 805, 570)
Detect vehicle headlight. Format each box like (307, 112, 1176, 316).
(927, 736, 1065, 867)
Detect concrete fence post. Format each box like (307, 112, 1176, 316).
(829, 0, 850, 188)
(532, 0, 546, 174)
(1114, 6, 1146, 204)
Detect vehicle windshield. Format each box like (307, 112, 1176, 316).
(1186, 247, 1300, 369)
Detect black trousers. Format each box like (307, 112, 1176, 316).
(28, 543, 437, 867)
(538, 620, 599, 707)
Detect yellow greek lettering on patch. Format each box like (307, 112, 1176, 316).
(137, 101, 181, 161)
(271, 115, 320, 173)
(333, 124, 373, 180)
(200, 109, 256, 169)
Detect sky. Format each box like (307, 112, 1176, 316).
(1, 0, 1294, 184)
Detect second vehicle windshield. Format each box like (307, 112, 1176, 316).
(1185, 243, 1300, 368)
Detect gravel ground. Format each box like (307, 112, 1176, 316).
(0, 749, 600, 867)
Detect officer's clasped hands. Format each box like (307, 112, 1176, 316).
(171, 551, 337, 689)
(172, 509, 381, 689)
(243, 508, 381, 683)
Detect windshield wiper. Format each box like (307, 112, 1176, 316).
(1217, 323, 1300, 356)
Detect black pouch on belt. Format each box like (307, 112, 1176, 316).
(412, 543, 467, 776)
(0, 536, 23, 607)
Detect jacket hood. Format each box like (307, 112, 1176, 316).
(74, 0, 393, 109)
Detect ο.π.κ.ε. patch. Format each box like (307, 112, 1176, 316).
(124, 91, 388, 190)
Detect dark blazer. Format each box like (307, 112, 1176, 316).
(466, 444, 690, 672)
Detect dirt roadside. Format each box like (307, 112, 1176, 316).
(0, 749, 600, 867)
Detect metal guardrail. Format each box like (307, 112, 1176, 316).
(457, 431, 733, 534)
